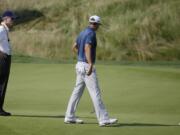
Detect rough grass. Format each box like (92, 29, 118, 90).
(0, 0, 180, 61)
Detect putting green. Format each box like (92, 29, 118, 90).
(0, 63, 180, 135)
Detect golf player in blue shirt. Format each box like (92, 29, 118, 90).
(64, 15, 118, 126)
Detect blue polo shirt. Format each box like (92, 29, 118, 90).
(76, 27, 97, 63)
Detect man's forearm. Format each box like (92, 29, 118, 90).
(85, 44, 93, 76)
(72, 43, 78, 53)
(85, 44, 92, 65)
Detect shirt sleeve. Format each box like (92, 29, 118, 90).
(85, 33, 94, 46)
(0, 28, 5, 42)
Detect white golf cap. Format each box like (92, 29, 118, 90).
(89, 15, 101, 24)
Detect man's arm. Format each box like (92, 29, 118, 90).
(85, 44, 93, 76)
(0, 29, 5, 42)
(72, 42, 78, 53)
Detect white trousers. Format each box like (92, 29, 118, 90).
(65, 62, 110, 123)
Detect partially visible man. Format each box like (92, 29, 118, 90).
(64, 15, 118, 126)
(0, 10, 16, 116)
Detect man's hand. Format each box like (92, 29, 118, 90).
(86, 64, 93, 76)
(0, 51, 7, 59)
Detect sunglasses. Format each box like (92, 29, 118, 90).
(93, 23, 101, 26)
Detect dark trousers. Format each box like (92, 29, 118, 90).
(0, 51, 11, 110)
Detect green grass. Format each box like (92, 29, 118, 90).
(1, 0, 180, 61)
(0, 63, 180, 135)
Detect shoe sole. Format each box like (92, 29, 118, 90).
(99, 119, 118, 127)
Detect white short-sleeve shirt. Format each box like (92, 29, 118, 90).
(0, 23, 11, 55)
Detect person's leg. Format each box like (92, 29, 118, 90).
(0, 55, 11, 116)
(65, 67, 85, 120)
(0, 56, 11, 109)
(85, 69, 118, 126)
(0, 57, 5, 109)
(84, 68, 110, 123)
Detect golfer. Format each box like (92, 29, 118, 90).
(0, 10, 16, 116)
(64, 15, 118, 126)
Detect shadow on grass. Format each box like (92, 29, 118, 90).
(83, 122, 179, 127)
(14, 9, 44, 25)
(99, 123, 179, 128)
(11, 115, 179, 127)
(12, 114, 64, 119)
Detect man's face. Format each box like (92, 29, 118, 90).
(4, 17, 14, 28)
(94, 23, 100, 31)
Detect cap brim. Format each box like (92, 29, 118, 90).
(12, 15, 18, 19)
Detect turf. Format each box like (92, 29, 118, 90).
(0, 63, 180, 135)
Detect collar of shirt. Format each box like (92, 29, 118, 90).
(1, 22, 9, 32)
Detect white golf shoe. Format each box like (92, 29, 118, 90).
(99, 118, 118, 127)
(64, 117, 84, 124)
